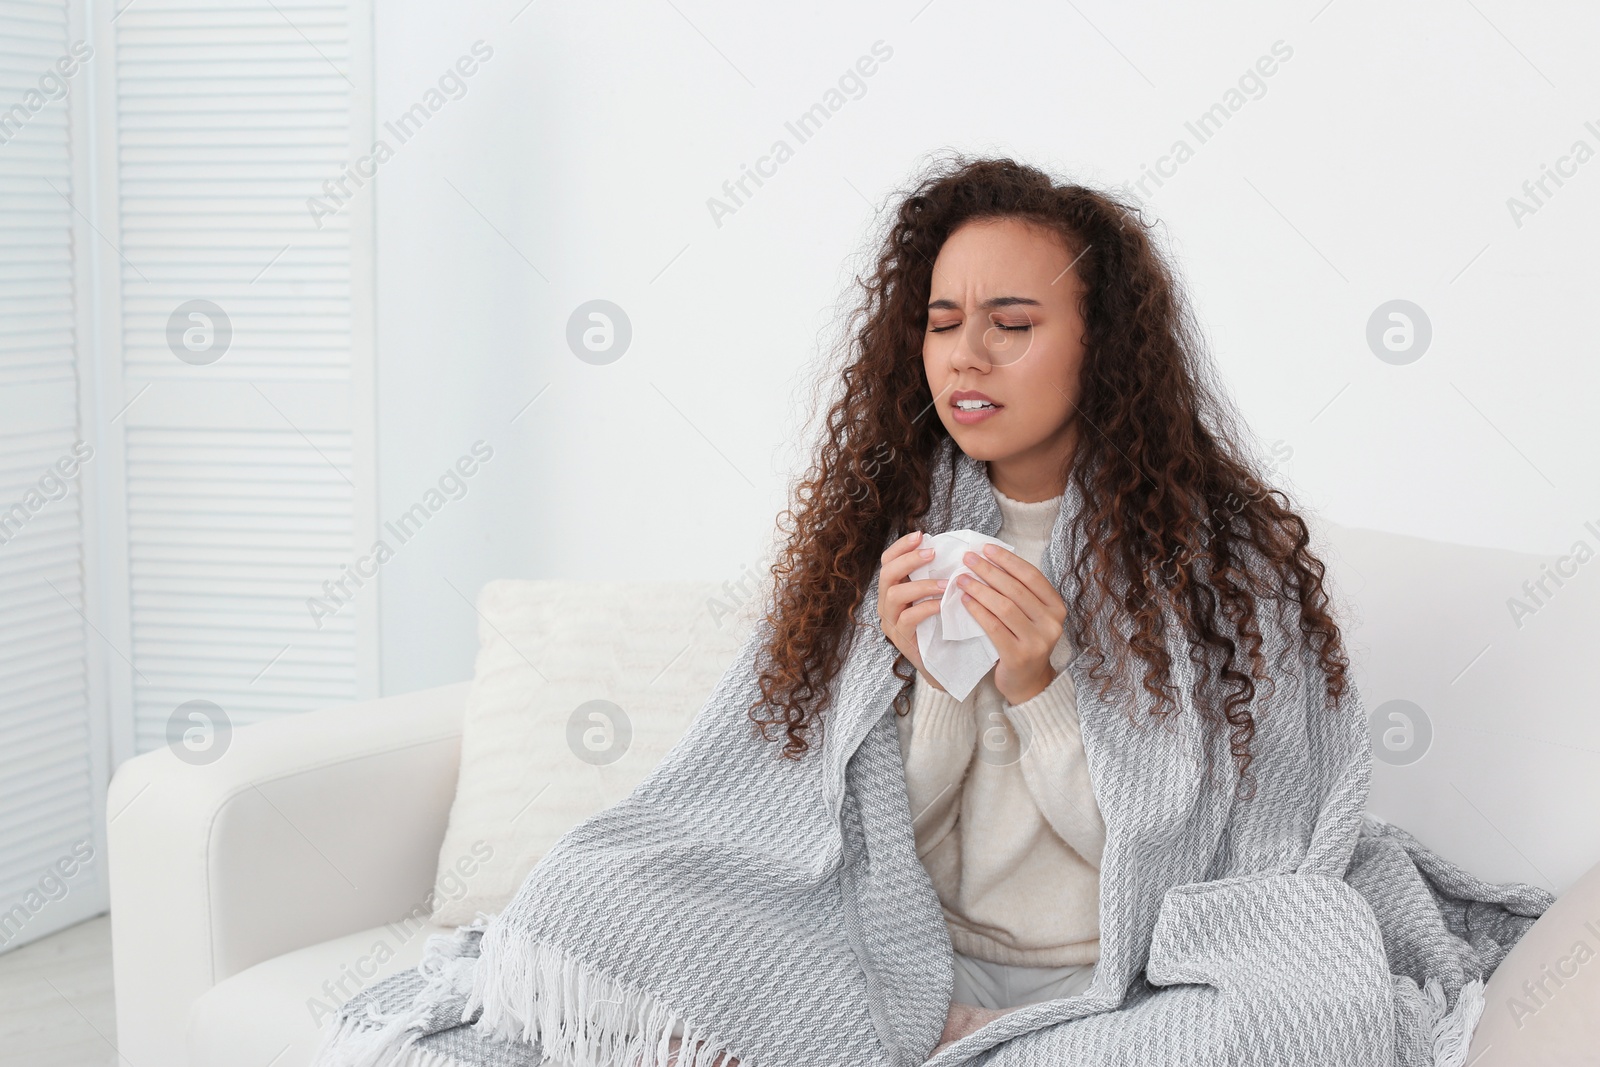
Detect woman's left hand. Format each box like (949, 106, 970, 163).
(956, 544, 1067, 705)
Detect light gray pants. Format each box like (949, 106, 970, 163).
(950, 950, 1096, 1010)
(643, 951, 1096, 1046)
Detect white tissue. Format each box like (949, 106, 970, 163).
(908, 529, 1015, 701)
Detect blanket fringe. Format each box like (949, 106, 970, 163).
(466, 922, 748, 1067)
(308, 918, 490, 1067)
(1422, 977, 1485, 1067)
(310, 1014, 468, 1067)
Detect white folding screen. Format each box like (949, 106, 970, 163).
(0, 0, 108, 951)
(94, 0, 377, 764)
(0, 0, 376, 953)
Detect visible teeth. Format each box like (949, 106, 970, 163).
(955, 399, 995, 410)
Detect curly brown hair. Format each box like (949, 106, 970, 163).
(747, 154, 1350, 797)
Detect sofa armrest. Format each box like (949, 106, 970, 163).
(1468, 854, 1600, 1065)
(108, 680, 470, 1067)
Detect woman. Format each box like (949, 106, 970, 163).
(320, 154, 1542, 1067)
(745, 155, 1351, 1059)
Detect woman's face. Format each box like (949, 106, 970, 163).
(921, 216, 1088, 500)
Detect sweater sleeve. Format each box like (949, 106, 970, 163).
(895, 671, 977, 859)
(1003, 666, 1107, 868)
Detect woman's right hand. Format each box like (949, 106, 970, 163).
(876, 531, 950, 691)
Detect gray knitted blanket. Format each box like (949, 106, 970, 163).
(312, 438, 1552, 1067)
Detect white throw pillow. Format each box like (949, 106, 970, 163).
(430, 578, 762, 925)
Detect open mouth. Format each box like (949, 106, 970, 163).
(950, 392, 1003, 424)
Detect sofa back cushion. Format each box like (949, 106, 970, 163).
(1313, 517, 1600, 891)
(429, 579, 760, 925)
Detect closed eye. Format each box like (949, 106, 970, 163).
(929, 321, 1031, 333)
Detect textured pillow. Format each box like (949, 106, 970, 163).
(429, 579, 762, 925)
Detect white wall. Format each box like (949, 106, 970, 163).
(369, 0, 1600, 697)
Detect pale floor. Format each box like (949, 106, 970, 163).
(0, 915, 117, 1067)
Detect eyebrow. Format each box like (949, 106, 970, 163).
(927, 296, 1043, 311)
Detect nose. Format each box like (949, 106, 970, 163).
(948, 316, 993, 375)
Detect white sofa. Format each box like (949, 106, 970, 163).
(108, 680, 472, 1067)
(107, 522, 1600, 1067)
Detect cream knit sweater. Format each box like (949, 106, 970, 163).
(894, 482, 1105, 967)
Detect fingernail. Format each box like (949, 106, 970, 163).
(919, 548, 934, 558)
(983, 544, 997, 557)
